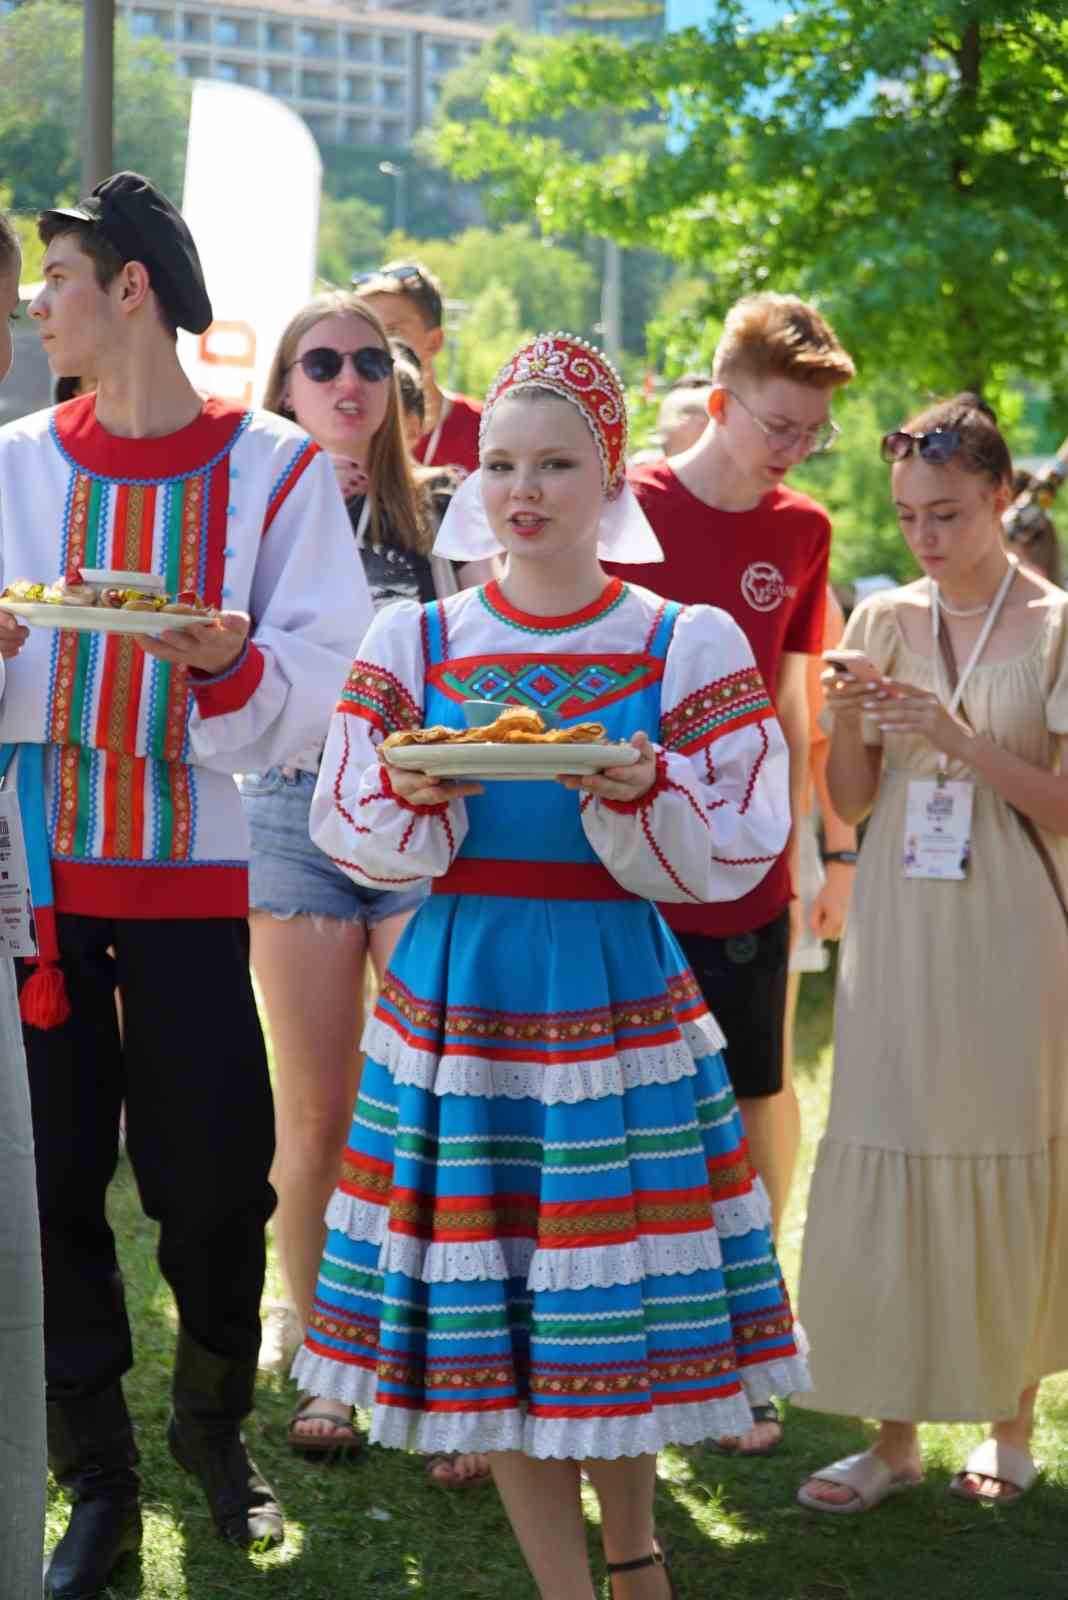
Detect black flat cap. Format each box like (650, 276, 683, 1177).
(41, 171, 213, 335)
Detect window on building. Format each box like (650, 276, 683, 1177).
(345, 32, 371, 60)
(181, 14, 209, 42)
(345, 116, 372, 143)
(267, 65, 293, 93)
(380, 35, 404, 63)
(345, 75, 371, 103)
(430, 43, 458, 70)
(214, 59, 255, 84)
(304, 113, 337, 141)
(301, 70, 336, 100)
(300, 26, 334, 57)
(380, 116, 404, 142)
(215, 16, 254, 48)
(180, 55, 211, 76)
(380, 77, 403, 106)
(130, 10, 172, 39)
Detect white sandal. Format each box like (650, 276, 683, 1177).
(948, 1438, 1037, 1504)
(797, 1449, 922, 1515)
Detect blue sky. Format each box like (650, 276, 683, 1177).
(666, 0, 784, 29)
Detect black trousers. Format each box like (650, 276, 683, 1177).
(20, 915, 275, 1404)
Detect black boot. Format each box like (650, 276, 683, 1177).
(168, 1327, 284, 1549)
(44, 1386, 142, 1600)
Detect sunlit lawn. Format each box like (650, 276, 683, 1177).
(48, 968, 1068, 1598)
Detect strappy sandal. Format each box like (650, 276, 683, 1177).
(948, 1439, 1038, 1505)
(424, 1452, 492, 1490)
(709, 1399, 783, 1457)
(287, 1396, 363, 1460)
(607, 1541, 677, 1598)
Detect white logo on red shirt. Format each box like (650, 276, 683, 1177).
(741, 561, 793, 612)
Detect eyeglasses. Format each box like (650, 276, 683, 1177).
(880, 428, 963, 465)
(286, 347, 394, 385)
(351, 262, 443, 325)
(726, 389, 839, 455)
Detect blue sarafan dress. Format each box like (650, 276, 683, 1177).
(294, 577, 811, 1458)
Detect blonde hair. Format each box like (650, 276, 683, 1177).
(713, 293, 855, 391)
(263, 290, 430, 554)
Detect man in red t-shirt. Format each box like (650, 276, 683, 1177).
(354, 259, 481, 477)
(622, 295, 855, 1444)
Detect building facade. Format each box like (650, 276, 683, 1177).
(117, 0, 491, 145)
(385, 0, 665, 41)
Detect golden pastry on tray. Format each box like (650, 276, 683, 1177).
(382, 706, 608, 752)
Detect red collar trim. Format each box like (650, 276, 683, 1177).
(482, 576, 626, 632)
(51, 393, 251, 482)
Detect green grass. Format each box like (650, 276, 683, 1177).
(50, 973, 1068, 1598)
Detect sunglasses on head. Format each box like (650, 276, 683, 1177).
(286, 347, 394, 385)
(880, 428, 963, 465)
(352, 263, 443, 323)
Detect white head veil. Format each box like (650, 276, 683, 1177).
(432, 333, 663, 566)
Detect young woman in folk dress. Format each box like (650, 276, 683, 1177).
(292, 335, 809, 1598)
(797, 395, 1068, 1514)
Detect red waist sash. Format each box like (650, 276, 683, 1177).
(433, 858, 636, 901)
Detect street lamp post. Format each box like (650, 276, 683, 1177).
(81, 0, 115, 193)
(378, 161, 407, 236)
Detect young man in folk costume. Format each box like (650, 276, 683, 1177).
(0, 172, 371, 1598)
(354, 259, 481, 477)
(622, 293, 855, 1454)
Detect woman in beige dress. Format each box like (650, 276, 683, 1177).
(796, 393, 1068, 1513)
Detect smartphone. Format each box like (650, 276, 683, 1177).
(822, 649, 882, 682)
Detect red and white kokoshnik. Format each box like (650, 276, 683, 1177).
(480, 332, 629, 494)
(434, 331, 663, 566)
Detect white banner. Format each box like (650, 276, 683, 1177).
(178, 81, 321, 408)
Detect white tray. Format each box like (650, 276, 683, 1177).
(385, 741, 640, 782)
(0, 600, 208, 636)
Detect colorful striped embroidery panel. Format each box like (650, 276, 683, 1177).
(46, 460, 229, 862)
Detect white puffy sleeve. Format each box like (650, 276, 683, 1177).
(188, 449, 373, 773)
(580, 604, 789, 903)
(309, 601, 469, 886)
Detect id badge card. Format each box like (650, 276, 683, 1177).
(0, 790, 38, 955)
(903, 778, 974, 881)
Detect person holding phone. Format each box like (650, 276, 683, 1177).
(796, 394, 1068, 1513)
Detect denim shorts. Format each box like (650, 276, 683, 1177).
(238, 767, 429, 928)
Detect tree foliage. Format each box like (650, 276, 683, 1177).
(379, 223, 599, 351)
(0, 0, 190, 209)
(428, 26, 675, 356)
(434, 2, 1068, 408)
(318, 194, 388, 288)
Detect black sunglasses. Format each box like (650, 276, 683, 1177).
(352, 263, 443, 324)
(286, 346, 394, 385)
(880, 428, 963, 465)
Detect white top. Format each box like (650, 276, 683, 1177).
(311, 581, 790, 906)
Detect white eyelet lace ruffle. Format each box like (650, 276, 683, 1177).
(360, 1012, 725, 1106)
(287, 1349, 804, 1461)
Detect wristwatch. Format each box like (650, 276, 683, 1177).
(821, 850, 858, 866)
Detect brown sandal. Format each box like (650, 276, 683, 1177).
(424, 1452, 493, 1490)
(287, 1395, 363, 1459)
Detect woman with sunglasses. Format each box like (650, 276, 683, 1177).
(795, 394, 1068, 1513)
(247, 292, 486, 1466)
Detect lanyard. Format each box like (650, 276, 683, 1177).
(421, 393, 453, 468)
(930, 558, 1016, 717)
(353, 497, 371, 550)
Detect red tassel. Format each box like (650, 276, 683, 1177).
(19, 962, 71, 1030)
